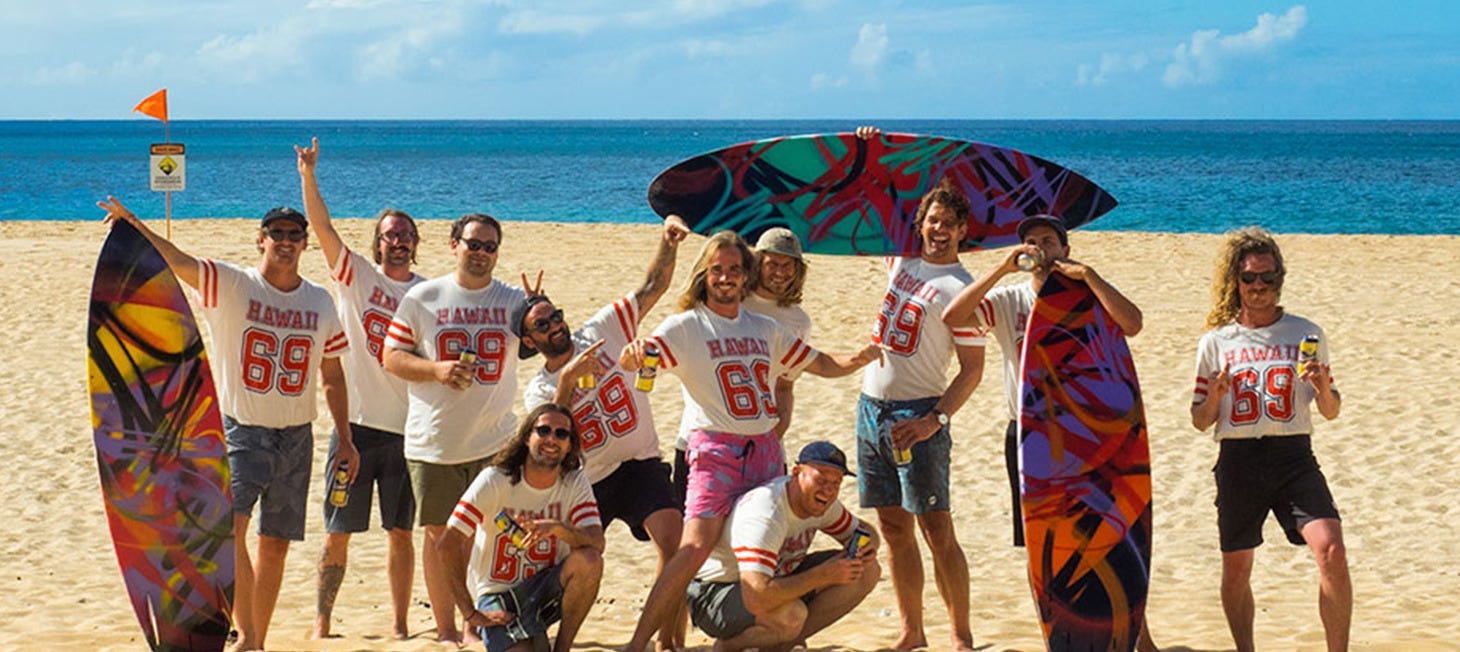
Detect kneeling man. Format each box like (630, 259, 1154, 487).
(689, 441, 880, 651)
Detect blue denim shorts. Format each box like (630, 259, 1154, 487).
(224, 415, 313, 540)
(855, 394, 951, 514)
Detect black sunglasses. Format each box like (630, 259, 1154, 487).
(265, 227, 307, 243)
(1239, 271, 1279, 285)
(533, 424, 573, 441)
(460, 238, 499, 253)
(530, 309, 566, 334)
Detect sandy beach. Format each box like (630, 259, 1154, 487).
(3, 217, 1458, 651)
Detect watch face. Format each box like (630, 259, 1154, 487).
(935, 411, 949, 425)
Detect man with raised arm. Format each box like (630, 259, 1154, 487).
(383, 213, 527, 645)
(516, 215, 689, 650)
(296, 138, 423, 641)
(99, 197, 356, 652)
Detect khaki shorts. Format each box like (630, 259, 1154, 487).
(407, 457, 490, 526)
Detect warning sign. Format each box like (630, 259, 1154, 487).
(150, 142, 186, 192)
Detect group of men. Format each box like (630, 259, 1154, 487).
(97, 126, 1351, 652)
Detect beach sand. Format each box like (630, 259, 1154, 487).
(3, 218, 1458, 651)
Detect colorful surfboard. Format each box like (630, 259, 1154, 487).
(647, 132, 1116, 256)
(1018, 272, 1152, 651)
(87, 220, 234, 652)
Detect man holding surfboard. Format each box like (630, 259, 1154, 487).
(382, 213, 528, 645)
(1190, 227, 1350, 652)
(849, 128, 987, 650)
(620, 230, 881, 652)
(99, 197, 358, 652)
(296, 138, 423, 641)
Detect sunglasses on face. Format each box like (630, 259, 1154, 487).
(265, 228, 307, 243)
(533, 424, 573, 441)
(529, 309, 566, 334)
(380, 231, 417, 243)
(1239, 271, 1280, 285)
(460, 238, 499, 253)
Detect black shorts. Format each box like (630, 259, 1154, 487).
(1004, 420, 1025, 548)
(477, 563, 563, 652)
(593, 458, 679, 542)
(324, 424, 416, 533)
(1214, 435, 1341, 552)
(672, 448, 690, 512)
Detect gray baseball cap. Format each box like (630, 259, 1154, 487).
(755, 227, 803, 260)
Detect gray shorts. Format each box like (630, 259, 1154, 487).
(407, 457, 490, 526)
(323, 424, 415, 533)
(224, 415, 313, 541)
(855, 394, 951, 514)
(687, 550, 839, 640)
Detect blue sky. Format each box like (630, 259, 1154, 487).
(3, 0, 1456, 119)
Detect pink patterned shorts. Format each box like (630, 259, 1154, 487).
(683, 429, 784, 519)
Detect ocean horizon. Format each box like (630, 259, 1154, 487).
(7, 119, 1459, 235)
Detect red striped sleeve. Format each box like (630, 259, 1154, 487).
(977, 298, 995, 328)
(824, 510, 854, 538)
(1193, 376, 1209, 398)
(451, 501, 484, 530)
(569, 501, 600, 526)
(651, 336, 677, 369)
(951, 328, 985, 346)
(324, 331, 349, 355)
(386, 320, 415, 348)
(780, 339, 813, 370)
(200, 259, 218, 307)
(612, 297, 636, 341)
(734, 546, 778, 570)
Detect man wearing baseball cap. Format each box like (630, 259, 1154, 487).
(687, 441, 880, 650)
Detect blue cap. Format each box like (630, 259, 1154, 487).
(797, 441, 854, 476)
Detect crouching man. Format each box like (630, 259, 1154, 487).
(689, 441, 880, 651)
(438, 404, 605, 652)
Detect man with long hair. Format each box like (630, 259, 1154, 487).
(1190, 227, 1350, 652)
(621, 230, 881, 651)
(439, 403, 605, 652)
(297, 138, 423, 641)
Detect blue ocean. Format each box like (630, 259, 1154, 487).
(4, 120, 1458, 234)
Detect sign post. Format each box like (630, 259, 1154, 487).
(150, 143, 186, 237)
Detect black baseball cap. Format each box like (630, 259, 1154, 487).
(510, 294, 555, 359)
(797, 441, 854, 476)
(261, 206, 307, 230)
(1016, 214, 1068, 246)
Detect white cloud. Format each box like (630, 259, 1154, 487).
(1076, 51, 1149, 87)
(1163, 5, 1307, 87)
(28, 61, 95, 85)
(196, 19, 311, 83)
(850, 23, 888, 73)
(496, 0, 777, 36)
(810, 72, 847, 90)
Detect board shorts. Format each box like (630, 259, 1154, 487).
(687, 549, 839, 639)
(592, 458, 679, 542)
(855, 395, 951, 514)
(224, 415, 313, 541)
(1004, 420, 1026, 547)
(476, 563, 564, 652)
(1214, 435, 1342, 552)
(684, 429, 784, 520)
(407, 457, 491, 527)
(323, 424, 416, 534)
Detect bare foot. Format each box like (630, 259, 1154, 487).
(464, 626, 482, 645)
(892, 630, 927, 650)
(435, 629, 464, 647)
(950, 632, 977, 652)
(307, 620, 339, 640)
(391, 623, 411, 641)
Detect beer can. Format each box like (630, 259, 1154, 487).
(846, 527, 873, 558)
(636, 343, 660, 392)
(893, 445, 913, 466)
(1299, 334, 1320, 374)
(1016, 249, 1045, 272)
(328, 462, 351, 508)
(494, 509, 528, 550)
(577, 373, 597, 390)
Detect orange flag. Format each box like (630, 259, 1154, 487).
(133, 89, 168, 122)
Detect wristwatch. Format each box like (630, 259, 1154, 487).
(931, 409, 949, 426)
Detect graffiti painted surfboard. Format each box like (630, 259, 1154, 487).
(87, 219, 233, 651)
(647, 132, 1116, 256)
(1018, 272, 1152, 651)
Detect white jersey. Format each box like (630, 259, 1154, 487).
(973, 281, 1037, 420)
(1193, 313, 1337, 441)
(385, 276, 525, 464)
(862, 257, 984, 401)
(328, 247, 423, 433)
(447, 467, 601, 598)
(195, 259, 347, 428)
(649, 305, 819, 436)
(696, 476, 861, 583)
(524, 294, 660, 484)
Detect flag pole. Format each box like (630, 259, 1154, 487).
(165, 119, 171, 238)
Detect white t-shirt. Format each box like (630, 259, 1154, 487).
(862, 257, 984, 401)
(696, 476, 862, 583)
(328, 247, 423, 433)
(385, 276, 525, 464)
(524, 294, 661, 484)
(195, 259, 347, 428)
(974, 281, 1037, 420)
(649, 305, 819, 435)
(446, 467, 601, 598)
(1192, 313, 1337, 441)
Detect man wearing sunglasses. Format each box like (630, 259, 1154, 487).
(383, 212, 527, 645)
(296, 139, 423, 641)
(1190, 227, 1349, 652)
(943, 212, 1152, 650)
(99, 197, 356, 652)
(439, 403, 605, 652)
(515, 215, 689, 651)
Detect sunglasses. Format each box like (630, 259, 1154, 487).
(264, 227, 307, 243)
(529, 309, 566, 334)
(533, 424, 573, 441)
(1239, 271, 1279, 285)
(460, 238, 499, 253)
(380, 230, 417, 244)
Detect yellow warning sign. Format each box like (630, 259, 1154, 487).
(150, 142, 185, 192)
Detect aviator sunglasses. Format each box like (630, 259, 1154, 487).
(460, 238, 499, 253)
(265, 227, 307, 243)
(1239, 271, 1280, 285)
(533, 424, 573, 441)
(529, 309, 566, 333)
